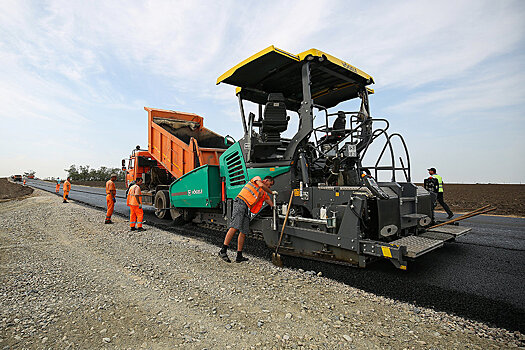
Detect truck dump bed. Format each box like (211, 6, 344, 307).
(145, 107, 231, 179)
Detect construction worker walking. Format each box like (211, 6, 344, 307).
(428, 167, 454, 219)
(63, 177, 71, 203)
(127, 178, 146, 231)
(105, 174, 117, 224)
(219, 175, 275, 263)
(55, 178, 60, 193)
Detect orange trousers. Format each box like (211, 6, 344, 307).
(129, 205, 143, 228)
(63, 191, 69, 201)
(106, 195, 115, 221)
(55, 183, 60, 193)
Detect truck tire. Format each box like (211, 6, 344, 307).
(154, 190, 172, 220)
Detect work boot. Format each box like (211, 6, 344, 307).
(130, 227, 136, 231)
(235, 251, 249, 263)
(63, 200, 68, 203)
(137, 227, 146, 232)
(104, 220, 113, 224)
(218, 251, 231, 263)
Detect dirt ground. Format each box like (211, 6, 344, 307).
(0, 178, 33, 201)
(1, 190, 522, 349)
(430, 184, 525, 217)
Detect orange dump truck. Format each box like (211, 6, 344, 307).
(122, 107, 233, 218)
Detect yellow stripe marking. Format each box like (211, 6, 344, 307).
(381, 246, 392, 258)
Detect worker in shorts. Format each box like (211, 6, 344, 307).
(105, 173, 117, 224)
(219, 176, 275, 263)
(55, 178, 60, 193)
(127, 178, 146, 231)
(428, 167, 454, 219)
(63, 177, 71, 203)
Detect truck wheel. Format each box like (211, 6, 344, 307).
(154, 190, 172, 220)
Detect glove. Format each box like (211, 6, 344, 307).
(272, 191, 278, 195)
(139, 204, 142, 209)
(113, 198, 116, 203)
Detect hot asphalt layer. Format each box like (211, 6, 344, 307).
(27, 179, 525, 332)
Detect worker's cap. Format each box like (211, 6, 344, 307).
(427, 167, 436, 172)
(111, 173, 117, 177)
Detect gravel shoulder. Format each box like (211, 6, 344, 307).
(1, 190, 523, 349)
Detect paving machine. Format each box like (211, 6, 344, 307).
(145, 46, 470, 269)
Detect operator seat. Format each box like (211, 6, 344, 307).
(261, 93, 288, 142)
(319, 111, 346, 145)
(252, 93, 289, 161)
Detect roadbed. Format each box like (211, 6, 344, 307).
(0, 190, 523, 349)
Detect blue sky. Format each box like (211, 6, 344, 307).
(1, 0, 524, 183)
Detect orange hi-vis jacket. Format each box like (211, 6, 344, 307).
(106, 180, 116, 197)
(237, 178, 268, 214)
(127, 184, 142, 206)
(63, 180, 71, 193)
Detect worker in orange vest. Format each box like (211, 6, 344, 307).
(219, 175, 275, 263)
(105, 174, 117, 224)
(55, 178, 60, 193)
(127, 178, 146, 231)
(63, 177, 71, 203)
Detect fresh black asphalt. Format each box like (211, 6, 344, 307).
(27, 179, 525, 332)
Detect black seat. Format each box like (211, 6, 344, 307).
(252, 93, 289, 161)
(261, 93, 288, 142)
(319, 111, 346, 145)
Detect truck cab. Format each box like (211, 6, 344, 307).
(122, 146, 174, 218)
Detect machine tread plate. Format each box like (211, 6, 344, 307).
(420, 231, 455, 241)
(403, 213, 427, 219)
(390, 236, 444, 258)
(427, 225, 471, 237)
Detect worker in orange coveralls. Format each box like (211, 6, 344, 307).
(55, 178, 60, 193)
(127, 178, 146, 232)
(63, 177, 71, 203)
(23, 178, 26, 185)
(105, 174, 117, 224)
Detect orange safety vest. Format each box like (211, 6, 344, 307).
(127, 184, 142, 206)
(237, 178, 267, 213)
(64, 180, 71, 192)
(106, 180, 116, 196)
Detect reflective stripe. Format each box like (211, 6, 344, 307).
(244, 185, 258, 197)
(237, 178, 264, 208)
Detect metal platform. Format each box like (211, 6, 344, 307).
(390, 236, 445, 258)
(427, 225, 471, 238)
(419, 231, 455, 241)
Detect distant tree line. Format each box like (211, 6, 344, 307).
(65, 165, 125, 181)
